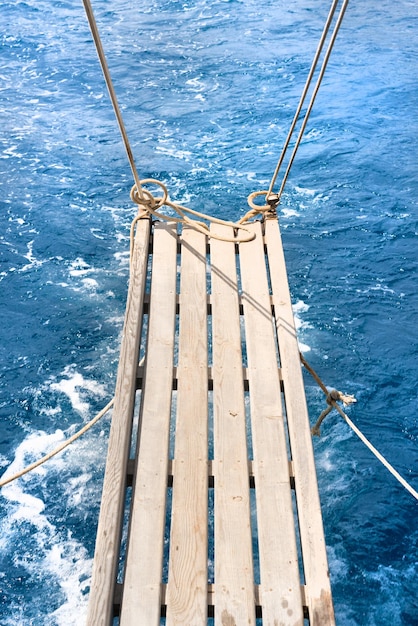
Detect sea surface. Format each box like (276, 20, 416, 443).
(1, 0, 417, 624)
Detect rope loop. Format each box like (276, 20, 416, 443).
(130, 178, 168, 211)
(129, 178, 256, 243)
(237, 190, 280, 226)
(246, 190, 280, 216)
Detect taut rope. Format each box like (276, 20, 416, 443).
(249, 0, 350, 213)
(1, 2, 353, 488)
(301, 353, 418, 502)
(81, 0, 144, 201)
(81, 0, 258, 242)
(82, 0, 350, 233)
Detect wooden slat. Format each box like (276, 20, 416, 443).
(86, 216, 151, 626)
(120, 222, 178, 625)
(239, 221, 304, 625)
(265, 218, 335, 624)
(210, 224, 256, 625)
(166, 227, 208, 625)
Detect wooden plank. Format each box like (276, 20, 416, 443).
(210, 224, 256, 625)
(86, 216, 151, 626)
(120, 222, 178, 625)
(239, 221, 304, 625)
(265, 218, 335, 625)
(166, 226, 208, 625)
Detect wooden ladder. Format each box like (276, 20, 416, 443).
(86, 216, 335, 626)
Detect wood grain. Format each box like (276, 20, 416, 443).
(239, 221, 304, 626)
(211, 223, 256, 625)
(88, 217, 335, 626)
(166, 226, 208, 626)
(86, 217, 151, 626)
(120, 222, 178, 625)
(265, 218, 335, 625)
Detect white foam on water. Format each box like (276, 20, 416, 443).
(40, 406, 61, 417)
(90, 228, 106, 240)
(280, 207, 300, 218)
(0, 362, 112, 624)
(0, 430, 65, 508)
(81, 277, 99, 291)
(356, 282, 396, 296)
(292, 299, 309, 314)
(49, 365, 107, 416)
(185, 76, 204, 90)
(18, 240, 47, 273)
(58, 258, 109, 296)
(0, 432, 93, 625)
(292, 300, 312, 352)
(44, 538, 91, 626)
(294, 185, 317, 196)
(298, 341, 311, 353)
(106, 314, 125, 326)
(68, 257, 94, 277)
(326, 544, 349, 580)
(155, 142, 192, 162)
(113, 250, 130, 269)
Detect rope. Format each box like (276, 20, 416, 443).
(84, 0, 352, 229)
(129, 179, 257, 243)
(0, 398, 114, 489)
(300, 353, 418, 502)
(82, 0, 352, 231)
(0, 2, 352, 487)
(249, 0, 350, 214)
(311, 388, 357, 437)
(81, 0, 144, 202)
(82, 0, 263, 242)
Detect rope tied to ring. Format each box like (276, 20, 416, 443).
(82, 0, 263, 244)
(240, 191, 280, 223)
(249, 0, 350, 215)
(129, 179, 257, 245)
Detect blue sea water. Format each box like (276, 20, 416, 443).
(1, 0, 417, 623)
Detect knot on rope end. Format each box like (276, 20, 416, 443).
(326, 389, 342, 405)
(311, 423, 322, 437)
(326, 389, 357, 406)
(312, 389, 357, 437)
(339, 392, 357, 406)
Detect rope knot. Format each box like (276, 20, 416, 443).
(326, 389, 342, 405)
(130, 178, 168, 212)
(128, 179, 256, 244)
(312, 388, 357, 437)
